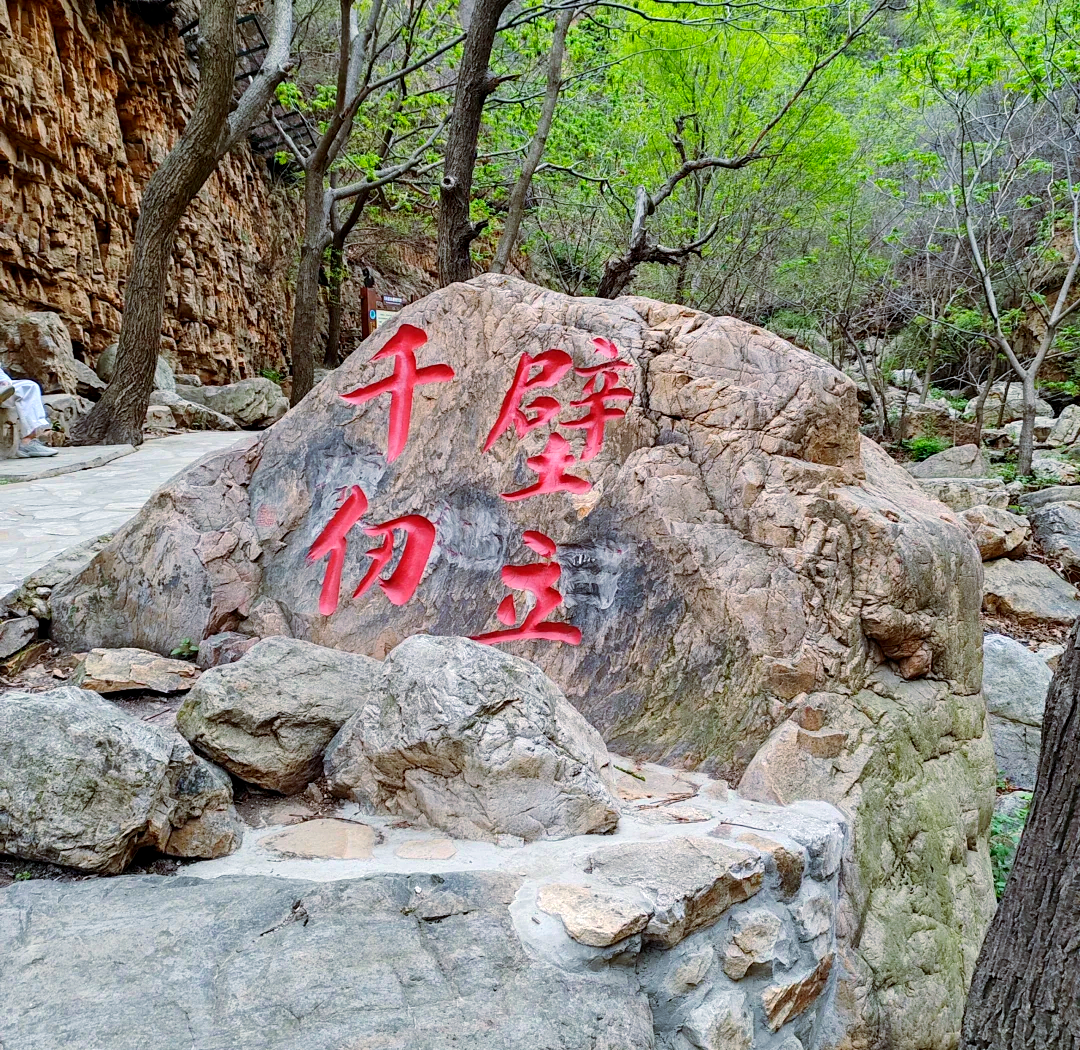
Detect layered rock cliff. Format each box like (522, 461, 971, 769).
(0, 0, 296, 381)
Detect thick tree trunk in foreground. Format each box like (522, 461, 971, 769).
(960, 618, 1080, 1050)
(72, 0, 239, 446)
(437, 0, 511, 286)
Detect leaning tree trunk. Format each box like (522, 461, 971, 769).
(1016, 372, 1037, 477)
(71, 0, 239, 446)
(437, 0, 511, 286)
(960, 618, 1080, 1050)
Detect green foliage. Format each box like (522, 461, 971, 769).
(990, 791, 1032, 899)
(903, 435, 950, 460)
(13, 871, 31, 882)
(259, 368, 284, 386)
(169, 638, 198, 660)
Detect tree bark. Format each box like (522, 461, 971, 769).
(490, 6, 572, 274)
(72, 0, 239, 446)
(289, 177, 332, 406)
(1017, 371, 1037, 477)
(960, 618, 1080, 1050)
(437, 0, 511, 286)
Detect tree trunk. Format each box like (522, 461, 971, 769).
(72, 0, 239, 446)
(490, 6, 572, 274)
(1017, 372, 1037, 477)
(437, 0, 511, 286)
(290, 178, 332, 406)
(324, 243, 346, 369)
(960, 618, 1080, 1050)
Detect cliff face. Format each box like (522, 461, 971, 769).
(0, 0, 296, 382)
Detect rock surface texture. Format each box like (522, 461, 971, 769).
(324, 635, 620, 841)
(1028, 500, 1080, 577)
(959, 505, 1029, 561)
(0, 687, 241, 872)
(0, 311, 80, 392)
(177, 637, 382, 794)
(0, 0, 296, 380)
(0, 787, 846, 1050)
(982, 558, 1079, 625)
(982, 633, 1051, 789)
(905, 443, 988, 479)
(49, 274, 994, 1049)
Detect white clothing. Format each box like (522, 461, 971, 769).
(0, 366, 49, 438)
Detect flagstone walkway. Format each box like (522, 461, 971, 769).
(0, 432, 246, 591)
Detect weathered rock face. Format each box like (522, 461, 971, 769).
(916, 477, 1009, 512)
(324, 635, 621, 842)
(1029, 501, 1080, 576)
(148, 388, 240, 431)
(0, 687, 241, 872)
(49, 275, 993, 1048)
(0, 781, 847, 1050)
(73, 646, 200, 694)
(0, 0, 297, 380)
(982, 633, 1050, 789)
(959, 505, 1029, 561)
(0, 311, 79, 392)
(982, 558, 1079, 626)
(97, 344, 176, 392)
(177, 637, 382, 794)
(193, 376, 289, 428)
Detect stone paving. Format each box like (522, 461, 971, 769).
(0, 432, 245, 591)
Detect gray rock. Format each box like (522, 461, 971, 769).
(0, 687, 240, 872)
(1002, 417, 1055, 443)
(1019, 484, 1080, 511)
(982, 559, 1079, 625)
(994, 790, 1032, 820)
(0, 615, 37, 658)
(0, 872, 655, 1050)
(144, 404, 176, 430)
(964, 390, 1054, 424)
(148, 389, 239, 431)
(906, 444, 989, 479)
(1048, 404, 1080, 446)
(1029, 456, 1079, 484)
(959, 505, 1029, 560)
(0, 532, 112, 617)
(97, 344, 175, 393)
(73, 647, 201, 694)
(195, 630, 258, 669)
(199, 377, 288, 427)
(1029, 501, 1080, 574)
(70, 358, 106, 400)
(324, 635, 620, 843)
(177, 636, 383, 793)
(682, 988, 754, 1050)
(915, 477, 1009, 511)
(982, 633, 1051, 789)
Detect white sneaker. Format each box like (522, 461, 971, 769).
(16, 439, 58, 458)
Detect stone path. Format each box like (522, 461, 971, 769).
(0, 444, 135, 483)
(0, 433, 244, 591)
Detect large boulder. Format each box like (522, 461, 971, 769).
(964, 388, 1054, 424)
(189, 377, 289, 428)
(96, 343, 176, 393)
(982, 558, 1079, 626)
(982, 634, 1050, 789)
(49, 275, 992, 1048)
(959, 505, 1029, 561)
(1048, 403, 1080, 446)
(0, 687, 241, 872)
(176, 636, 382, 793)
(915, 477, 1009, 512)
(149, 389, 240, 431)
(324, 634, 620, 842)
(905, 443, 988, 479)
(1029, 501, 1080, 576)
(0, 312, 79, 394)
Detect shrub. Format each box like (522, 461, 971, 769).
(990, 791, 1032, 900)
(902, 435, 949, 460)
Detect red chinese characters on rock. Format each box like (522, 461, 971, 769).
(472, 531, 581, 646)
(341, 324, 455, 461)
(485, 337, 633, 499)
(306, 485, 435, 616)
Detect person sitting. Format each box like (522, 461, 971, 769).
(0, 365, 59, 458)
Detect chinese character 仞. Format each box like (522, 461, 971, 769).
(472, 530, 581, 646)
(306, 485, 436, 615)
(500, 432, 591, 502)
(483, 349, 573, 452)
(341, 324, 454, 462)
